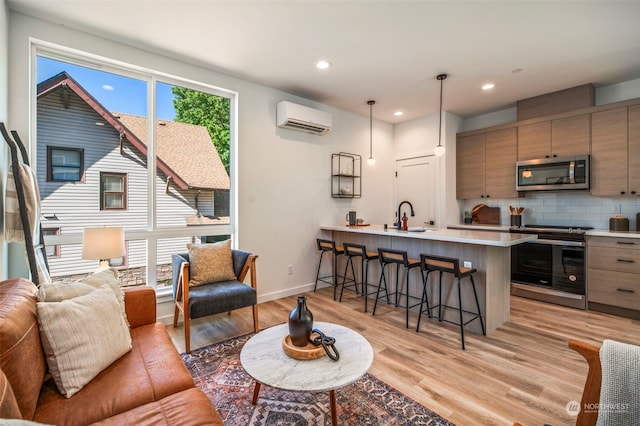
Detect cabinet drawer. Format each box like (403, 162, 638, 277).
(587, 268, 640, 310)
(588, 246, 640, 274)
(587, 236, 640, 250)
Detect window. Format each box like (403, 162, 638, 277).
(47, 147, 83, 182)
(43, 228, 61, 257)
(100, 172, 127, 210)
(34, 46, 235, 291)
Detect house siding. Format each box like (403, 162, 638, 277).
(37, 88, 214, 278)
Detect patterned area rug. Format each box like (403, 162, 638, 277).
(181, 333, 454, 426)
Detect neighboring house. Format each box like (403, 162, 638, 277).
(36, 72, 229, 281)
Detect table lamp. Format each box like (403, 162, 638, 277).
(82, 226, 125, 268)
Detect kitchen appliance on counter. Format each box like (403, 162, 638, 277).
(516, 155, 589, 192)
(510, 224, 592, 309)
(609, 215, 630, 231)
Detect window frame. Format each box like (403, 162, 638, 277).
(47, 146, 84, 182)
(32, 41, 238, 293)
(42, 227, 61, 258)
(100, 172, 128, 210)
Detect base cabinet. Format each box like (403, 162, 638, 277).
(587, 236, 640, 316)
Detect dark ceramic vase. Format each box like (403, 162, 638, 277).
(288, 296, 313, 347)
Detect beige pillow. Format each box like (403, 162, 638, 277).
(36, 285, 132, 398)
(37, 268, 127, 325)
(188, 239, 236, 286)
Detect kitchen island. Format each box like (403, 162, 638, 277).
(320, 225, 536, 334)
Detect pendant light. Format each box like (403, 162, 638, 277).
(367, 100, 376, 166)
(434, 73, 448, 156)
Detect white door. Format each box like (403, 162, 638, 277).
(395, 156, 437, 228)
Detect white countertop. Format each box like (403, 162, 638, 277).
(586, 229, 640, 239)
(447, 224, 511, 232)
(321, 224, 537, 247)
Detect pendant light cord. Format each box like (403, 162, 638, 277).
(437, 74, 447, 148)
(367, 100, 375, 159)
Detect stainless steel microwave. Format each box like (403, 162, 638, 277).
(516, 155, 590, 191)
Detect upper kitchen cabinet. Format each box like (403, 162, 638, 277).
(591, 107, 637, 196)
(628, 105, 640, 194)
(457, 133, 485, 199)
(517, 114, 590, 161)
(457, 128, 518, 199)
(485, 128, 518, 198)
(517, 122, 550, 160)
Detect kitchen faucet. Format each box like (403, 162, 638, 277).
(396, 201, 415, 230)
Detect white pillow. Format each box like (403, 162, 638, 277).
(37, 268, 127, 325)
(36, 285, 132, 398)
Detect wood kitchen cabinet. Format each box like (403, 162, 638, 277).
(457, 133, 485, 199)
(628, 104, 640, 194)
(517, 114, 590, 161)
(591, 107, 639, 196)
(457, 128, 517, 199)
(587, 236, 640, 317)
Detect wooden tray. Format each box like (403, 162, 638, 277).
(282, 333, 325, 360)
(346, 224, 370, 227)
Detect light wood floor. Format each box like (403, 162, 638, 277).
(166, 287, 640, 426)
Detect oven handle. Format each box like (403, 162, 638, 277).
(531, 239, 585, 247)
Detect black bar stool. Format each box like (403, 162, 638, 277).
(416, 254, 486, 350)
(373, 248, 422, 328)
(341, 243, 379, 312)
(314, 238, 345, 300)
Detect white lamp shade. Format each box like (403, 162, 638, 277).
(434, 145, 446, 156)
(367, 157, 376, 166)
(82, 226, 126, 260)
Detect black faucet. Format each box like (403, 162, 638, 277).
(396, 201, 415, 230)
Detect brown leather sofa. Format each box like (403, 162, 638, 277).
(0, 277, 223, 425)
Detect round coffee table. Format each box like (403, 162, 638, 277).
(240, 321, 373, 426)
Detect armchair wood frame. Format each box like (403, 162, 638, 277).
(568, 339, 601, 426)
(173, 254, 259, 353)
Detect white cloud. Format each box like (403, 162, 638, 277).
(102, 84, 115, 91)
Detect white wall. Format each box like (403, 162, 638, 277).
(6, 11, 395, 303)
(596, 77, 640, 106)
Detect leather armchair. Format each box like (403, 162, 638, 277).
(172, 249, 259, 353)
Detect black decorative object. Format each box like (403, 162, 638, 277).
(310, 328, 340, 361)
(288, 296, 313, 347)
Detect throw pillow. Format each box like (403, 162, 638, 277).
(36, 285, 132, 398)
(37, 268, 127, 325)
(187, 239, 236, 286)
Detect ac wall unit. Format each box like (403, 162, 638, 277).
(276, 101, 332, 135)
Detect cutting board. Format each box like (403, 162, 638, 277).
(471, 204, 501, 225)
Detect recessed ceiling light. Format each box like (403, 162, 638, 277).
(482, 83, 495, 90)
(394, 111, 404, 116)
(315, 60, 332, 70)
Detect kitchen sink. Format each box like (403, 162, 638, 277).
(408, 227, 435, 232)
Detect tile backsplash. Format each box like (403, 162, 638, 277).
(463, 193, 640, 230)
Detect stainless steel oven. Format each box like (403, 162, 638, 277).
(510, 225, 591, 309)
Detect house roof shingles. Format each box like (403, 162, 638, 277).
(115, 114, 229, 191)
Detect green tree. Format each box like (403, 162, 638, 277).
(171, 87, 230, 173)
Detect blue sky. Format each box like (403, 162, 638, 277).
(37, 56, 177, 121)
